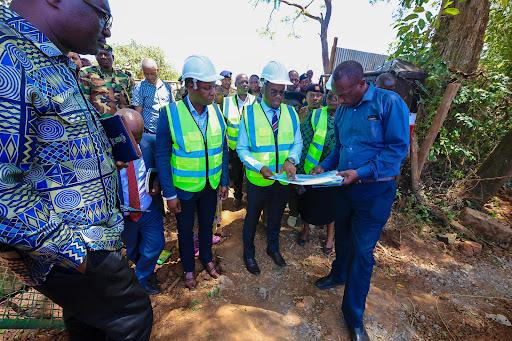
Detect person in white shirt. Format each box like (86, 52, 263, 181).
(222, 74, 256, 208)
(117, 109, 165, 295)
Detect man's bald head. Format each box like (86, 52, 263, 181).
(235, 74, 249, 95)
(376, 72, 397, 91)
(116, 108, 144, 144)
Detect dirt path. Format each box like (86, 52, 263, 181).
(3, 194, 511, 341)
(150, 197, 512, 341)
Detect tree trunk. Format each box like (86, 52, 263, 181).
(320, 0, 332, 73)
(417, 82, 461, 177)
(433, 0, 490, 75)
(467, 130, 512, 205)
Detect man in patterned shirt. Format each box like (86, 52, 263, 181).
(79, 44, 132, 117)
(0, 1, 152, 340)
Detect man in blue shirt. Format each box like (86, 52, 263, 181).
(312, 61, 409, 341)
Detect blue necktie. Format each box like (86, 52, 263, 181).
(271, 109, 278, 138)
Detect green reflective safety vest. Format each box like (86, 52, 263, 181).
(244, 102, 299, 187)
(165, 100, 226, 192)
(223, 94, 256, 150)
(304, 107, 328, 174)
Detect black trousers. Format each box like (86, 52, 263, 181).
(288, 185, 300, 217)
(243, 182, 289, 259)
(35, 250, 153, 341)
(175, 187, 217, 272)
(229, 149, 244, 200)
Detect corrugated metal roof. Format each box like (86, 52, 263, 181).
(334, 48, 388, 72)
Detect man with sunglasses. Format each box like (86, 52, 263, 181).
(312, 61, 409, 341)
(236, 61, 303, 275)
(0, 1, 152, 340)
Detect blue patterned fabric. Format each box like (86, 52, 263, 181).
(0, 7, 124, 285)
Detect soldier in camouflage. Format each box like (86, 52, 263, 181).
(79, 44, 132, 116)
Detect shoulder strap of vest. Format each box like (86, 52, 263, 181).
(211, 102, 226, 131)
(285, 104, 299, 136)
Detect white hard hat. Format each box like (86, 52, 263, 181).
(326, 75, 333, 91)
(261, 60, 292, 85)
(181, 55, 223, 83)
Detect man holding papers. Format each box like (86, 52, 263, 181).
(236, 61, 302, 275)
(311, 61, 410, 341)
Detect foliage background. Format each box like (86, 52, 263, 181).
(390, 0, 512, 184)
(113, 40, 179, 81)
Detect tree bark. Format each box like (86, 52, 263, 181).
(278, 0, 332, 73)
(410, 131, 420, 193)
(320, 0, 332, 73)
(433, 0, 491, 75)
(467, 130, 512, 205)
(417, 82, 461, 177)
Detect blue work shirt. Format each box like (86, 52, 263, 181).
(320, 84, 410, 180)
(155, 97, 229, 200)
(236, 100, 303, 172)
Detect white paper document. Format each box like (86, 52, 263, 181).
(269, 170, 344, 186)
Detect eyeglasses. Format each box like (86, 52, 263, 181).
(82, 0, 113, 30)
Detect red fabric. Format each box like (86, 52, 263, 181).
(127, 161, 142, 222)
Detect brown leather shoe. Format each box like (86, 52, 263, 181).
(184, 272, 196, 290)
(205, 261, 220, 279)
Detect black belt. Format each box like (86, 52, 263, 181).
(356, 176, 396, 184)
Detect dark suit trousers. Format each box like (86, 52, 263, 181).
(243, 182, 289, 259)
(175, 187, 217, 272)
(35, 250, 152, 341)
(330, 181, 396, 328)
(229, 149, 244, 200)
(122, 199, 165, 285)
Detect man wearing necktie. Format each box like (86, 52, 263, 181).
(237, 61, 303, 275)
(118, 109, 165, 295)
(155, 56, 229, 290)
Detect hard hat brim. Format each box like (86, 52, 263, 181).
(196, 74, 224, 83)
(266, 79, 293, 86)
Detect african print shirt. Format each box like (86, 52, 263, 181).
(0, 7, 124, 285)
(79, 65, 132, 116)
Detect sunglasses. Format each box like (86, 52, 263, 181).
(82, 0, 113, 30)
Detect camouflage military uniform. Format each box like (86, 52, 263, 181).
(79, 65, 132, 116)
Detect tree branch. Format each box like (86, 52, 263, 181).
(280, 0, 322, 22)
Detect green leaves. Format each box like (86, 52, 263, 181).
(443, 7, 460, 16)
(404, 13, 419, 21)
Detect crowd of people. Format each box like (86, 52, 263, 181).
(0, 1, 409, 341)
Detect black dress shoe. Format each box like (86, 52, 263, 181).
(244, 257, 261, 275)
(349, 326, 370, 341)
(315, 274, 344, 290)
(141, 279, 161, 295)
(266, 250, 286, 267)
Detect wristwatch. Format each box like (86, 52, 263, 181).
(286, 157, 296, 165)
